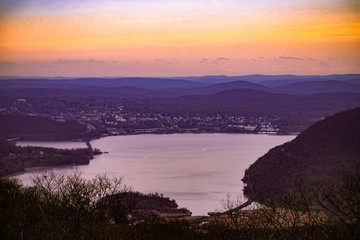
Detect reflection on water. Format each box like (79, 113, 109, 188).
(13, 133, 294, 215)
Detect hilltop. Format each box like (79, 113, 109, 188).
(242, 108, 360, 202)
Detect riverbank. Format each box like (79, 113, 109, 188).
(0, 138, 97, 178)
(11, 127, 297, 144)
(97, 129, 298, 140)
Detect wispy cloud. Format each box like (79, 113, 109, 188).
(212, 57, 231, 64)
(320, 61, 328, 66)
(32, 59, 107, 67)
(0, 61, 19, 67)
(279, 56, 303, 61)
(33, 61, 53, 68)
(216, 57, 231, 61)
(200, 58, 208, 63)
(87, 59, 105, 64)
(50, 59, 84, 65)
(154, 58, 178, 64)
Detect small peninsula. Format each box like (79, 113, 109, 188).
(0, 137, 99, 177)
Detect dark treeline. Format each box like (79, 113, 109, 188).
(0, 170, 359, 240)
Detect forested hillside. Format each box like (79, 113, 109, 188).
(0, 114, 91, 141)
(242, 108, 360, 202)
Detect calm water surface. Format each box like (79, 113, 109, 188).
(14, 134, 294, 215)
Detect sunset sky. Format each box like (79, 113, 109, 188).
(0, 0, 359, 77)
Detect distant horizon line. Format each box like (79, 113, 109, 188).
(1, 73, 360, 79)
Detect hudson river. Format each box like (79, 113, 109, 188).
(16, 133, 294, 215)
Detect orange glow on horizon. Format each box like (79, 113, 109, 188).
(0, 2, 359, 76)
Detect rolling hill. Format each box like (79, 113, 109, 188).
(174, 74, 360, 86)
(275, 80, 360, 94)
(124, 89, 360, 120)
(242, 108, 360, 202)
(2, 75, 360, 98)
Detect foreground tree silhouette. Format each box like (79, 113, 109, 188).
(209, 168, 360, 240)
(0, 171, 134, 239)
(1, 170, 358, 239)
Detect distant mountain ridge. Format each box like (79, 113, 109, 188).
(275, 80, 360, 94)
(1, 74, 360, 95)
(185, 80, 278, 95)
(242, 108, 360, 202)
(171, 74, 360, 86)
(2, 75, 360, 101)
(0, 77, 209, 90)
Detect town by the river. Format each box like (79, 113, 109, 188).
(15, 133, 294, 215)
